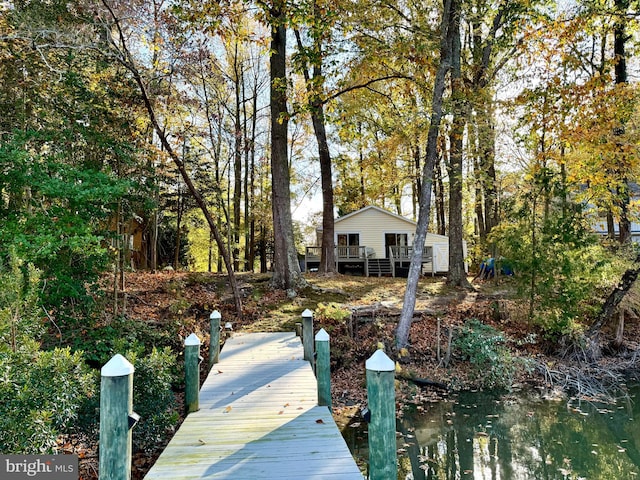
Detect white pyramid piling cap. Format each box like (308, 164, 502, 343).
(366, 349, 395, 372)
(302, 308, 313, 318)
(101, 354, 135, 377)
(315, 328, 330, 342)
(210, 310, 222, 320)
(185, 333, 201, 346)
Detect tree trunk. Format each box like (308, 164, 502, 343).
(248, 81, 258, 271)
(617, 182, 631, 244)
(446, 0, 470, 289)
(397, 0, 454, 350)
(607, 210, 616, 239)
(473, 154, 485, 238)
(174, 184, 182, 270)
(359, 145, 366, 207)
(293, 28, 336, 274)
(468, 111, 485, 239)
(259, 225, 267, 273)
(150, 149, 160, 272)
(480, 107, 498, 234)
(614, 0, 631, 244)
(587, 254, 640, 340)
(316, 109, 337, 274)
(614, 309, 625, 349)
(269, 5, 305, 290)
(114, 199, 121, 316)
(208, 229, 213, 272)
(434, 154, 446, 236)
(233, 43, 243, 270)
(242, 66, 251, 272)
(412, 144, 421, 218)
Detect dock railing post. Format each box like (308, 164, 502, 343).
(99, 354, 135, 480)
(209, 310, 221, 368)
(315, 328, 331, 410)
(302, 309, 314, 368)
(185, 333, 202, 414)
(366, 349, 397, 480)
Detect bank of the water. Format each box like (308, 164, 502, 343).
(342, 385, 640, 479)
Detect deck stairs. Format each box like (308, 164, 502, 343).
(367, 258, 392, 277)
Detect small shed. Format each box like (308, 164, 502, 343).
(306, 205, 465, 275)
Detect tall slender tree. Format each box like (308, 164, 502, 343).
(445, 0, 470, 288)
(268, 0, 305, 290)
(293, 3, 337, 274)
(613, 0, 631, 243)
(397, 0, 455, 350)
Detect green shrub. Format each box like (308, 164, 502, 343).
(69, 346, 180, 454)
(128, 347, 180, 453)
(0, 347, 96, 453)
(453, 319, 519, 389)
(73, 316, 178, 367)
(0, 252, 96, 453)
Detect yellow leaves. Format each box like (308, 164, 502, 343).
(395, 361, 403, 374)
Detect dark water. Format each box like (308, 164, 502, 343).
(343, 386, 640, 479)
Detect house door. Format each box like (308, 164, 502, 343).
(385, 233, 408, 258)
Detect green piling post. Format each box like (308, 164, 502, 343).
(99, 354, 135, 480)
(315, 328, 331, 410)
(366, 349, 397, 480)
(185, 333, 201, 414)
(209, 310, 221, 368)
(302, 309, 314, 369)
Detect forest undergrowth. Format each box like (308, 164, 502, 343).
(21, 271, 640, 479)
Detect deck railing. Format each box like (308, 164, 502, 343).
(336, 245, 366, 259)
(305, 245, 367, 262)
(389, 245, 435, 276)
(306, 245, 436, 276)
(389, 245, 433, 261)
(305, 246, 322, 261)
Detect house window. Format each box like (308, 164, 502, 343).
(337, 233, 360, 246)
(337, 233, 360, 258)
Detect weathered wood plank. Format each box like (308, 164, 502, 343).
(143, 332, 363, 480)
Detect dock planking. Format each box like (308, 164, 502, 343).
(143, 332, 364, 480)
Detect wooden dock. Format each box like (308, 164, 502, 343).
(143, 332, 364, 479)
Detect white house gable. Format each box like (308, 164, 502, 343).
(335, 206, 416, 258)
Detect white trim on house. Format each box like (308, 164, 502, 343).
(334, 205, 416, 226)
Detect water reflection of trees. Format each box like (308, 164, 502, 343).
(395, 390, 639, 480)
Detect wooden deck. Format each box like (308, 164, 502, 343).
(143, 332, 364, 480)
